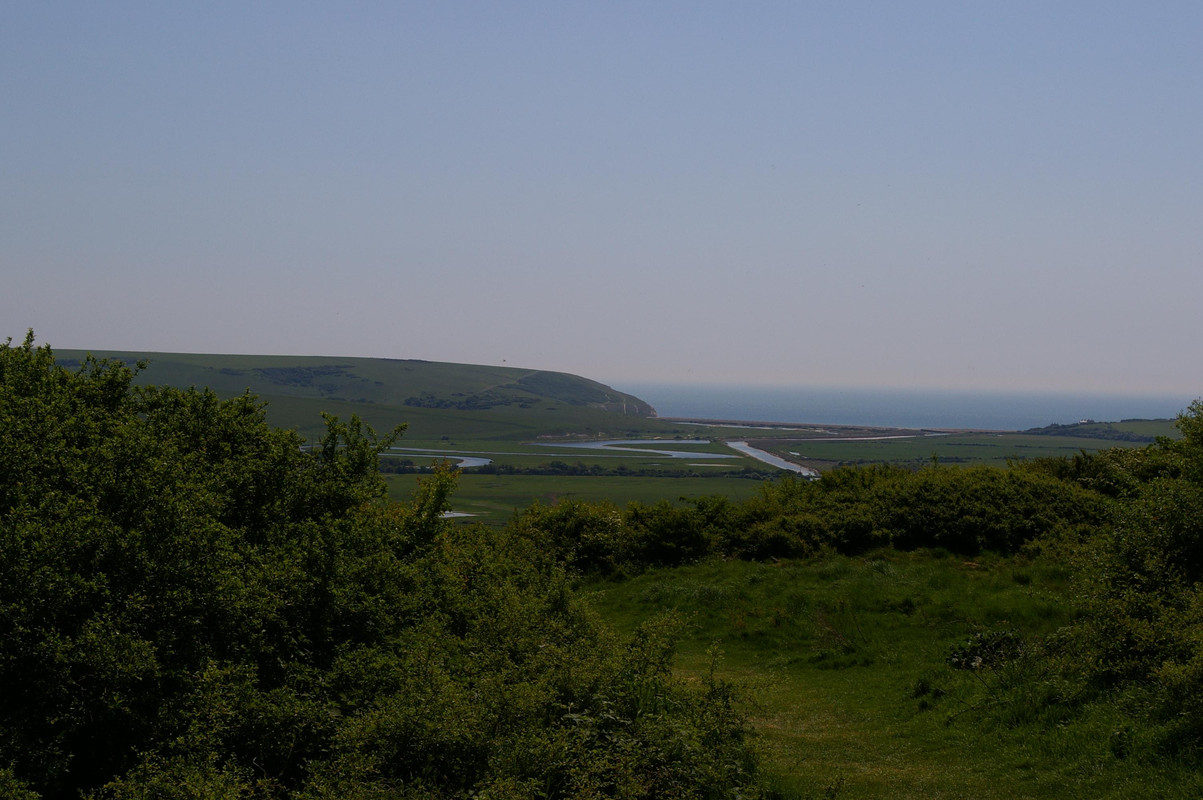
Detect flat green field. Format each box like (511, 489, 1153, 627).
(386, 473, 767, 525)
(382, 420, 1176, 524)
(749, 427, 1176, 471)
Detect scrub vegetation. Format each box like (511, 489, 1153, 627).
(8, 337, 1202, 798)
(509, 405, 1203, 797)
(2, 337, 760, 799)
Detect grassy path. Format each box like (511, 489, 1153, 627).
(585, 554, 1203, 799)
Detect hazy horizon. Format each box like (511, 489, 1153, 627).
(616, 381, 1194, 430)
(5, 3, 1201, 396)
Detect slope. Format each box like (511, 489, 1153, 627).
(53, 350, 658, 442)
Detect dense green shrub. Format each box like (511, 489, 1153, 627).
(624, 500, 712, 567)
(1068, 454, 1203, 751)
(722, 463, 1103, 558)
(512, 457, 1104, 575)
(0, 335, 765, 799)
(989, 401, 1203, 757)
(873, 466, 1104, 553)
(509, 498, 628, 574)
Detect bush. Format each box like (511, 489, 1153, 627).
(1029, 401, 1203, 756)
(509, 498, 627, 574)
(624, 500, 712, 567)
(0, 335, 767, 799)
(729, 464, 1103, 558)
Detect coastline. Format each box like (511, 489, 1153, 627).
(622, 384, 1191, 432)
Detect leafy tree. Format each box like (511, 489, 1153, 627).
(0, 334, 765, 799)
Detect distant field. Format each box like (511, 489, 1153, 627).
(388, 473, 768, 526)
(56, 348, 1180, 522)
(384, 423, 1176, 525)
(746, 421, 1178, 472)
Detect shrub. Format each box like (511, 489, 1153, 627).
(0, 335, 767, 799)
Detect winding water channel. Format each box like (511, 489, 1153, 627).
(533, 439, 736, 459)
(386, 438, 818, 476)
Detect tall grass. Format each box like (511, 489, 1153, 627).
(585, 550, 1203, 799)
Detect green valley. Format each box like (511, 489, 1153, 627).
(53, 349, 1177, 527)
(6, 336, 1202, 798)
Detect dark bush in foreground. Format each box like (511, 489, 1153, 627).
(0, 335, 764, 800)
(1053, 403, 1203, 754)
(959, 401, 1203, 760)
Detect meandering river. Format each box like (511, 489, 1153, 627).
(387, 439, 817, 476)
(533, 439, 736, 460)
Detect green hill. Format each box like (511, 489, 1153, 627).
(54, 350, 658, 442)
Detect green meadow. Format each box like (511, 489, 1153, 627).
(585, 551, 1203, 799)
(397, 474, 768, 523)
(746, 421, 1178, 472)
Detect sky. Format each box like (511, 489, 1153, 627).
(3, 2, 1201, 396)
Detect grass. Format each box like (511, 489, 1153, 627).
(54, 349, 667, 443)
(750, 427, 1178, 472)
(388, 473, 767, 525)
(584, 551, 1203, 799)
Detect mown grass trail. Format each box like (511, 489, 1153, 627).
(586, 553, 1203, 799)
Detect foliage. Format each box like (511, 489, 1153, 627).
(512, 460, 1105, 574)
(0, 335, 764, 799)
(510, 499, 628, 574)
(1038, 401, 1203, 754)
(945, 630, 1024, 671)
(958, 400, 1203, 762)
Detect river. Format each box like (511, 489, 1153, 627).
(724, 441, 819, 477)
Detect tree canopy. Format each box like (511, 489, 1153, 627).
(0, 334, 762, 799)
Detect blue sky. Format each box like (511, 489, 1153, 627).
(3, 2, 1200, 395)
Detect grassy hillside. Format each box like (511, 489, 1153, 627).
(54, 350, 658, 442)
(530, 409, 1203, 798)
(586, 551, 1203, 799)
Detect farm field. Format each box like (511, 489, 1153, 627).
(746, 420, 1178, 472)
(383, 419, 1177, 524)
(387, 473, 767, 525)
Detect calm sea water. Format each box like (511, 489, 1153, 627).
(615, 383, 1195, 431)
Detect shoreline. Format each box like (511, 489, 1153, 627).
(660, 416, 1007, 435)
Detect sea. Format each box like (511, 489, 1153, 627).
(614, 383, 1196, 432)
